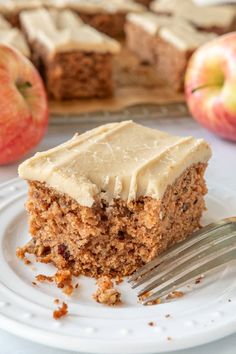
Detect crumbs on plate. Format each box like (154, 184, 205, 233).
(53, 302, 68, 320)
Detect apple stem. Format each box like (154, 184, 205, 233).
(191, 82, 223, 94)
(18, 81, 32, 90)
(17, 81, 32, 98)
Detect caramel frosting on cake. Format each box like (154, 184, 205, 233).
(159, 20, 216, 50)
(19, 121, 212, 207)
(0, 14, 30, 57)
(127, 12, 172, 35)
(0, 0, 42, 14)
(54, 0, 145, 14)
(151, 0, 236, 28)
(20, 8, 120, 54)
(127, 12, 216, 49)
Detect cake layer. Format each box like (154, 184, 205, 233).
(19, 121, 212, 207)
(24, 162, 208, 277)
(20, 8, 120, 54)
(41, 51, 114, 99)
(127, 12, 216, 50)
(0, 14, 30, 57)
(151, 0, 236, 30)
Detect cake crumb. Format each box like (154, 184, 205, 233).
(93, 276, 121, 306)
(148, 321, 156, 327)
(16, 246, 26, 259)
(54, 270, 74, 296)
(37, 254, 52, 264)
(53, 302, 68, 320)
(75, 283, 79, 289)
(167, 336, 172, 341)
(54, 298, 60, 304)
(139, 291, 162, 305)
(165, 314, 171, 318)
(166, 291, 184, 300)
(36, 274, 54, 283)
(24, 259, 31, 265)
(138, 291, 161, 305)
(36, 270, 75, 296)
(16, 247, 31, 265)
(195, 275, 204, 284)
(144, 297, 161, 306)
(32, 281, 37, 286)
(139, 291, 151, 299)
(115, 276, 123, 285)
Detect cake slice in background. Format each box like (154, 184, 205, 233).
(126, 12, 172, 64)
(0, 0, 42, 27)
(150, 0, 236, 35)
(0, 14, 30, 57)
(58, 0, 145, 38)
(126, 12, 216, 91)
(18, 121, 212, 278)
(20, 8, 120, 100)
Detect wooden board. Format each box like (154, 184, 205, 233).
(49, 45, 185, 117)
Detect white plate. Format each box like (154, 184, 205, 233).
(0, 178, 236, 354)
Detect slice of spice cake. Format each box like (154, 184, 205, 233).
(126, 12, 216, 91)
(20, 8, 120, 100)
(0, 0, 42, 27)
(150, 0, 236, 35)
(155, 20, 216, 91)
(18, 121, 212, 278)
(58, 0, 145, 38)
(125, 12, 172, 64)
(0, 14, 30, 57)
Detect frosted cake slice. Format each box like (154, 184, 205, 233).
(20, 8, 120, 99)
(125, 12, 216, 91)
(57, 0, 145, 37)
(18, 121, 212, 278)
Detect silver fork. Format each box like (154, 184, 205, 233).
(128, 217, 236, 305)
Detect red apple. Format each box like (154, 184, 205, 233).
(185, 32, 236, 141)
(0, 44, 48, 165)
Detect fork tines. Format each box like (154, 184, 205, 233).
(128, 217, 236, 305)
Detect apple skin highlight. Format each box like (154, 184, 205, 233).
(185, 32, 236, 142)
(0, 45, 48, 165)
